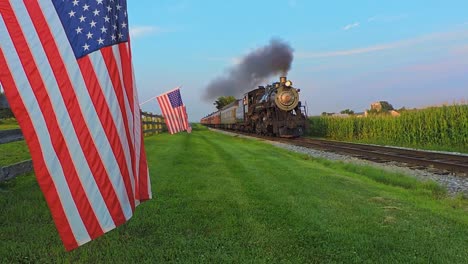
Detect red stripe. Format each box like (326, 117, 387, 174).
(166, 97, 182, 133)
(100, 47, 137, 192)
(118, 44, 134, 114)
(3, 1, 103, 245)
(177, 107, 184, 130)
(25, 1, 128, 227)
(0, 45, 79, 251)
(157, 96, 171, 133)
(157, 96, 175, 134)
(165, 98, 180, 133)
(161, 96, 177, 133)
(117, 44, 141, 199)
(179, 107, 187, 130)
(138, 131, 150, 200)
(78, 56, 136, 212)
(182, 106, 189, 130)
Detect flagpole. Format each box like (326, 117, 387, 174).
(139, 85, 182, 107)
(139, 95, 158, 107)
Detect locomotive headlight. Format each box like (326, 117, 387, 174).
(280, 92, 294, 105)
(285, 80, 292, 87)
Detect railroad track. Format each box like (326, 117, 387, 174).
(283, 138, 468, 175)
(215, 129, 468, 176)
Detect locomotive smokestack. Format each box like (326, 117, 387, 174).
(280, 77, 287, 84)
(202, 39, 294, 102)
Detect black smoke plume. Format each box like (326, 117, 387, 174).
(202, 39, 293, 101)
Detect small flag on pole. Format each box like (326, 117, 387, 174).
(0, 0, 151, 250)
(156, 87, 191, 134)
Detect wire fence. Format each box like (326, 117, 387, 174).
(0, 112, 165, 182)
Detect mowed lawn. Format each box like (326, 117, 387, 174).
(0, 125, 467, 263)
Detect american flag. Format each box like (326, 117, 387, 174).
(156, 88, 191, 134)
(0, 0, 151, 250)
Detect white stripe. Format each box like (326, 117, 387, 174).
(38, 1, 133, 221)
(112, 45, 135, 146)
(131, 61, 144, 198)
(0, 12, 90, 244)
(164, 98, 180, 133)
(10, 0, 117, 232)
(158, 96, 174, 133)
(88, 51, 135, 201)
(163, 95, 182, 133)
(147, 168, 152, 198)
(111, 45, 137, 197)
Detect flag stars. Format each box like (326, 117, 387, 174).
(58, 0, 130, 57)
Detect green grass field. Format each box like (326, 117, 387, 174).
(0, 125, 467, 263)
(0, 118, 20, 130)
(0, 140, 30, 167)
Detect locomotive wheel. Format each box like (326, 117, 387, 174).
(266, 125, 274, 136)
(255, 121, 262, 134)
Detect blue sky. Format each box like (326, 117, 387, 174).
(128, 0, 468, 121)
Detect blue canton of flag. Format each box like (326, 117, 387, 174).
(53, 0, 129, 59)
(168, 89, 183, 108)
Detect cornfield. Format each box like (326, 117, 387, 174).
(309, 104, 468, 153)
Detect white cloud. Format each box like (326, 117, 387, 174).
(288, 0, 297, 8)
(206, 56, 242, 65)
(129, 26, 165, 38)
(297, 29, 468, 59)
(343, 22, 360, 31)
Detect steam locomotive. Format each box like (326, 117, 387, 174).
(201, 77, 308, 137)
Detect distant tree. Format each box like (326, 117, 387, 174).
(321, 112, 328, 116)
(340, 109, 355, 115)
(214, 96, 236, 110)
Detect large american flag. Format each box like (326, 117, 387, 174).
(156, 88, 191, 134)
(0, 0, 151, 250)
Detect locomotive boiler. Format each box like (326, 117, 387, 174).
(201, 77, 308, 137)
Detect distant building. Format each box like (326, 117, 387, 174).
(370, 101, 394, 112)
(365, 101, 400, 117)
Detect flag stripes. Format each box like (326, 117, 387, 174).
(0, 0, 151, 250)
(156, 87, 191, 134)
